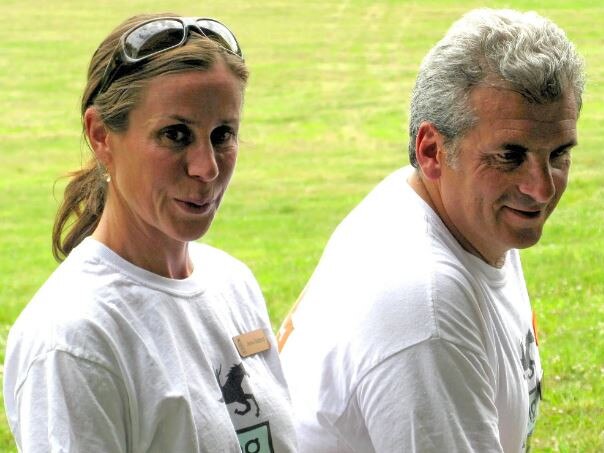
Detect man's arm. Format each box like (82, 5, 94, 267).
(334, 338, 503, 453)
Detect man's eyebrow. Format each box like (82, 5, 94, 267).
(553, 140, 578, 152)
(502, 140, 578, 153)
(502, 144, 528, 153)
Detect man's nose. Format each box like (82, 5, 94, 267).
(517, 159, 555, 204)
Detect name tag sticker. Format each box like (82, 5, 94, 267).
(233, 329, 271, 358)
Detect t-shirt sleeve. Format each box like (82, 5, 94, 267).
(12, 350, 128, 453)
(335, 339, 504, 453)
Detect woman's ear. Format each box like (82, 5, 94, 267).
(415, 122, 446, 181)
(84, 107, 113, 168)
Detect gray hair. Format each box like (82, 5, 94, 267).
(408, 8, 585, 167)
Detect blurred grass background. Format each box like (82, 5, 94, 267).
(0, 0, 602, 451)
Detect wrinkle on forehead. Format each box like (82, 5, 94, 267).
(472, 85, 576, 116)
(470, 86, 578, 150)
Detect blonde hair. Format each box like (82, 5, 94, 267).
(52, 13, 248, 260)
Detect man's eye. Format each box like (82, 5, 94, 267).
(211, 126, 236, 148)
(499, 151, 524, 164)
(550, 148, 572, 169)
(493, 150, 526, 170)
(551, 148, 570, 160)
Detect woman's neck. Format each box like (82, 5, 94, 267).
(92, 211, 193, 279)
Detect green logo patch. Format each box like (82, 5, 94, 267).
(237, 422, 274, 453)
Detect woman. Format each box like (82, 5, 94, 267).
(3, 13, 297, 452)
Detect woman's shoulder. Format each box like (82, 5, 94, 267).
(7, 240, 134, 364)
(5, 277, 121, 398)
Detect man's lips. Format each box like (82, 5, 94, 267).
(505, 206, 542, 219)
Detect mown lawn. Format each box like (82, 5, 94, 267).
(0, 0, 602, 451)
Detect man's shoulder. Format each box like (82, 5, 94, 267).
(292, 244, 493, 373)
(290, 194, 486, 352)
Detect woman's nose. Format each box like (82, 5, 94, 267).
(186, 141, 219, 182)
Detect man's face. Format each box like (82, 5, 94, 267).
(437, 85, 578, 265)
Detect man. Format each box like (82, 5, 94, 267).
(279, 8, 584, 453)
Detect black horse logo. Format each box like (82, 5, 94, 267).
(215, 363, 260, 417)
(520, 329, 536, 380)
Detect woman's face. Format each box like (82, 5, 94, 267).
(103, 61, 243, 248)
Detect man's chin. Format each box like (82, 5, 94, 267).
(509, 228, 544, 250)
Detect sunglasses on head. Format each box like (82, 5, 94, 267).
(93, 17, 243, 101)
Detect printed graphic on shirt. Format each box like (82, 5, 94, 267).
(520, 328, 542, 451)
(237, 422, 274, 453)
(527, 378, 541, 434)
(520, 329, 536, 379)
(215, 363, 260, 417)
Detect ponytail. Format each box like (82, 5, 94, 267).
(52, 160, 107, 261)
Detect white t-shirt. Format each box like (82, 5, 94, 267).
(280, 167, 542, 453)
(4, 238, 297, 452)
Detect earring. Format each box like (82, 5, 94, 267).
(105, 173, 111, 183)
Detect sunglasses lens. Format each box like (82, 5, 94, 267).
(196, 19, 241, 57)
(124, 19, 185, 59)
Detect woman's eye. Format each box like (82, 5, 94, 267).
(211, 126, 236, 148)
(159, 125, 193, 148)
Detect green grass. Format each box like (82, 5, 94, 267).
(1, 0, 602, 451)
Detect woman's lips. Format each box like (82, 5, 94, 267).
(175, 198, 215, 215)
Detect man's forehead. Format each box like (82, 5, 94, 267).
(489, 119, 578, 153)
(471, 85, 577, 115)
(471, 86, 576, 131)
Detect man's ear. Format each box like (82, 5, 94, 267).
(84, 106, 113, 168)
(415, 122, 446, 181)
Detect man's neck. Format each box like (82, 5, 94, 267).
(407, 169, 505, 268)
